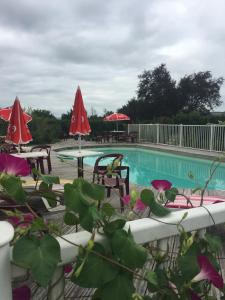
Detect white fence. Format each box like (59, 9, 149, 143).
(128, 124, 225, 152)
(2, 202, 225, 299)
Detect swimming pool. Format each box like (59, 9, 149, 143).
(81, 147, 225, 190)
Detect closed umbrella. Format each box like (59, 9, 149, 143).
(104, 113, 130, 130)
(69, 86, 91, 151)
(5, 97, 32, 146)
(0, 103, 32, 123)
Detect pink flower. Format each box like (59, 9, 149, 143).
(134, 198, 146, 212)
(8, 213, 34, 228)
(122, 194, 131, 205)
(151, 180, 172, 192)
(64, 264, 73, 274)
(13, 285, 31, 300)
(0, 153, 30, 176)
(192, 255, 224, 289)
(189, 290, 202, 300)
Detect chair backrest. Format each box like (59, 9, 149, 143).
(0, 143, 17, 153)
(93, 153, 123, 173)
(31, 145, 51, 156)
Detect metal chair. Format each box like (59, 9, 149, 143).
(30, 145, 52, 174)
(92, 153, 124, 184)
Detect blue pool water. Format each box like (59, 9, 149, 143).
(82, 147, 225, 190)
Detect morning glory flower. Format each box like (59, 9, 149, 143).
(13, 285, 31, 300)
(134, 198, 146, 212)
(192, 255, 224, 289)
(151, 179, 172, 192)
(0, 153, 30, 176)
(122, 194, 131, 205)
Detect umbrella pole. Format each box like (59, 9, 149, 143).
(116, 122, 118, 131)
(78, 135, 81, 152)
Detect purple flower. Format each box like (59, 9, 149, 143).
(134, 198, 146, 212)
(151, 180, 172, 192)
(64, 264, 73, 274)
(13, 285, 31, 300)
(189, 289, 202, 300)
(122, 194, 131, 205)
(192, 255, 224, 289)
(8, 213, 34, 228)
(0, 153, 30, 176)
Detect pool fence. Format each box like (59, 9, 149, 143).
(128, 124, 225, 152)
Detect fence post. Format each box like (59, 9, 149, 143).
(179, 124, 183, 147)
(209, 124, 214, 151)
(0, 221, 14, 300)
(138, 124, 141, 142)
(156, 124, 159, 144)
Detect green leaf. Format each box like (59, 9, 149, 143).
(205, 233, 222, 253)
(41, 191, 57, 207)
(64, 183, 86, 213)
(81, 180, 105, 202)
(177, 243, 200, 281)
(101, 203, 115, 218)
(13, 234, 61, 287)
(111, 229, 147, 269)
(72, 243, 118, 288)
(140, 189, 170, 217)
(104, 219, 126, 235)
(39, 174, 60, 185)
(0, 174, 27, 204)
(145, 271, 158, 286)
(64, 212, 79, 225)
(95, 272, 135, 300)
(79, 205, 101, 232)
(165, 188, 178, 202)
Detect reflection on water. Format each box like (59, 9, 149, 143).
(83, 148, 225, 190)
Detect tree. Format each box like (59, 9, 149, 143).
(136, 64, 179, 119)
(30, 109, 61, 144)
(177, 71, 224, 113)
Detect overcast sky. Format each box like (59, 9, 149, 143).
(0, 0, 225, 117)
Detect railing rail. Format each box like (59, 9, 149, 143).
(128, 123, 225, 152)
(4, 202, 225, 299)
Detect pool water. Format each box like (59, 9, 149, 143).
(82, 147, 225, 190)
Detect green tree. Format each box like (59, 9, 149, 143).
(136, 64, 178, 119)
(177, 71, 224, 113)
(30, 110, 61, 144)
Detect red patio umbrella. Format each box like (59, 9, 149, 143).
(0, 103, 32, 123)
(104, 113, 130, 130)
(69, 86, 91, 150)
(5, 97, 32, 146)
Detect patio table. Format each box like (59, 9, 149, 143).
(58, 150, 103, 178)
(110, 130, 125, 142)
(12, 151, 48, 174)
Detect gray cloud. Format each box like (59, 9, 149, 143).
(0, 0, 225, 117)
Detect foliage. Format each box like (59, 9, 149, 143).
(119, 64, 224, 122)
(0, 156, 224, 299)
(29, 109, 62, 144)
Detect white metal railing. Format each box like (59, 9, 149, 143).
(0, 202, 223, 299)
(128, 124, 225, 152)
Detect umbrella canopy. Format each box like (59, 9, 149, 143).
(104, 113, 130, 121)
(0, 103, 32, 123)
(5, 97, 32, 145)
(69, 86, 91, 151)
(104, 113, 130, 130)
(69, 86, 91, 136)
